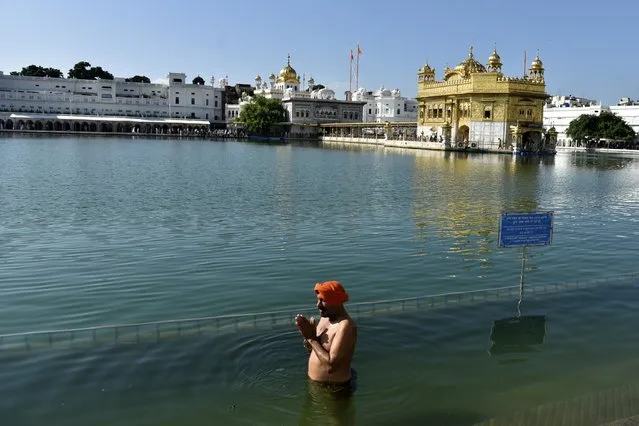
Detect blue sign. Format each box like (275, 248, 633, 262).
(498, 211, 554, 248)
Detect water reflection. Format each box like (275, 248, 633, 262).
(410, 152, 545, 265)
(298, 376, 357, 426)
(568, 153, 635, 170)
(488, 314, 547, 358)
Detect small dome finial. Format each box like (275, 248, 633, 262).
(287, 53, 291, 66)
(469, 45, 474, 58)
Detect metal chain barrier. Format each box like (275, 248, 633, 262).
(0, 272, 637, 353)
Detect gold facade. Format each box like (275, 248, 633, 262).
(417, 47, 555, 153)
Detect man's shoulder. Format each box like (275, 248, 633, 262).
(339, 316, 356, 330)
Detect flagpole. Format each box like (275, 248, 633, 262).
(349, 49, 353, 93)
(356, 43, 360, 90)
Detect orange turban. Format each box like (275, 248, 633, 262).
(314, 281, 349, 305)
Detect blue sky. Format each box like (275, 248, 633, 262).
(1, 0, 636, 105)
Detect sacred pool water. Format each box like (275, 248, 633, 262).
(1, 135, 639, 425)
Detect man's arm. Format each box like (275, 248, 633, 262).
(306, 321, 355, 370)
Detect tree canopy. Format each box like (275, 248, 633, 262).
(68, 61, 114, 80)
(12, 65, 63, 78)
(566, 111, 635, 145)
(192, 76, 205, 85)
(125, 75, 150, 83)
(236, 96, 286, 136)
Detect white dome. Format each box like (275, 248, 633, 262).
(311, 88, 335, 100)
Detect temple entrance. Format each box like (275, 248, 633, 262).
(457, 125, 470, 145)
(522, 131, 542, 152)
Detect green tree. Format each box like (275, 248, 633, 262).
(566, 111, 635, 146)
(9, 71, 19, 76)
(236, 96, 286, 136)
(68, 61, 92, 79)
(67, 61, 114, 80)
(126, 75, 151, 83)
(17, 65, 63, 78)
(192, 76, 205, 85)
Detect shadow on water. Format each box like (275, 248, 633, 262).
(569, 154, 635, 170)
(489, 314, 547, 359)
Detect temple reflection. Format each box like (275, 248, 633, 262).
(410, 151, 549, 264)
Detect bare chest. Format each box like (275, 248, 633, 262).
(315, 323, 339, 350)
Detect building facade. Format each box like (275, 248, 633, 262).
(247, 56, 365, 136)
(542, 95, 639, 146)
(417, 47, 556, 153)
(610, 98, 639, 139)
(352, 87, 418, 123)
(0, 71, 224, 132)
(543, 96, 603, 146)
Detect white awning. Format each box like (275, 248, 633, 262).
(7, 113, 210, 125)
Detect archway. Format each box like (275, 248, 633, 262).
(54, 121, 62, 131)
(100, 122, 113, 133)
(26, 120, 34, 130)
(522, 131, 542, 152)
(17, 120, 25, 130)
(45, 121, 54, 131)
(73, 122, 81, 132)
(89, 123, 97, 132)
(63, 122, 71, 131)
(35, 121, 43, 131)
(81, 122, 89, 132)
(5, 119, 13, 130)
(457, 125, 470, 145)
(0, 119, 4, 130)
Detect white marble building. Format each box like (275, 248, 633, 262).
(352, 87, 418, 123)
(610, 98, 639, 138)
(0, 71, 224, 131)
(543, 95, 639, 146)
(543, 95, 603, 146)
(245, 56, 365, 136)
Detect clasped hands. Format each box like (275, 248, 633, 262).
(295, 313, 316, 340)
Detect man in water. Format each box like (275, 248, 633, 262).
(295, 281, 357, 424)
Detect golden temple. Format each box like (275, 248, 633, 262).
(417, 46, 556, 153)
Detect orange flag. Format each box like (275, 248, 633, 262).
(357, 46, 363, 56)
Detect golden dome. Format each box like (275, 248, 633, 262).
(530, 55, 544, 71)
(276, 55, 300, 84)
(445, 46, 486, 80)
(419, 62, 435, 75)
(487, 48, 502, 70)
